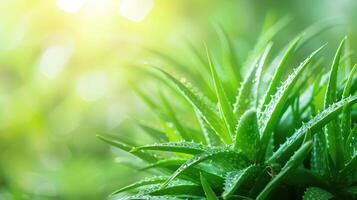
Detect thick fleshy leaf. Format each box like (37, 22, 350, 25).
(97, 134, 157, 163)
(257, 141, 313, 200)
(303, 187, 334, 200)
(119, 180, 202, 198)
(258, 45, 325, 162)
(159, 92, 191, 141)
(234, 43, 273, 118)
(206, 44, 236, 137)
(222, 165, 261, 199)
(260, 34, 303, 109)
(268, 95, 357, 164)
(234, 110, 260, 161)
(255, 42, 273, 108)
(214, 24, 241, 96)
(323, 37, 346, 169)
(339, 155, 357, 185)
(200, 173, 219, 200)
(148, 180, 202, 196)
(133, 142, 206, 154)
(161, 148, 250, 188)
(156, 68, 231, 143)
(195, 110, 224, 146)
(112, 176, 168, 194)
(341, 64, 357, 140)
(346, 126, 357, 160)
(311, 131, 329, 176)
(141, 158, 187, 170)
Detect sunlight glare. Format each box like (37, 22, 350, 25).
(39, 45, 73, 79)
(76, 71, 110, 101)
(57, 0, 86, 13)
(119, 0, 154, 22)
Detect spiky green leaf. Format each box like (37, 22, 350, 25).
(259, 45, 325, 162)
(133, 142, 206, 154)
(323, 37, 346, 168)
(156, 68, 231, 143)
(234, 110, 260, 161)
(161, 148, 250, 189)
(222, 165, 261, 199)
(268, 95, 357, 164)
(206, 43, 236, 137)
(341, 64, 357, 139)
(257, 141, 313, 200)
(97, 134, 157, 162)
(260, 34, 303, 109)
(303, 187, 334, 200)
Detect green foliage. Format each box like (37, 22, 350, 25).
(99, 22, 357, 199)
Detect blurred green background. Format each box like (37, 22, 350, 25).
(0, 0, 356, 199)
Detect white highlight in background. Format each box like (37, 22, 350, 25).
(57, 0, 86, 13)
(119, 0, 154, 22)
(38, 45, 73, 79)
(76, 71, 110, 101)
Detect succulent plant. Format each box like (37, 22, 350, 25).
(98, 20, 357, 200)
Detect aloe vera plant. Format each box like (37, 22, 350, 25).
(98, 21, 357, 200)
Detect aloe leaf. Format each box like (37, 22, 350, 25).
(205, 43, 236, 137)
(222, 165, 261, 199)
(245, 17, 290, 70)
(260, 34, 303, 110)
(341, 64, 357, 140)
(138, 123, 169, 142)
(156, 68, 231, 143)
(234, 43, 273, 118)
(133, 142, 206, 154)
(195, 109, 224, 146)
(97, 134, 157, 163)
(257, 141, 313, 200)
(323, 37, 346, 169)
(346, 126, 357, 160)
(148, 180, 202, 196)
(268, 95, 357, 164)
(147, 47, 215, 101)
(114, 194, 183, 200)
(134, 87, 181, 141)
(311, 130, 329, 176)
(214, 24, 241, 94)
(161, 148, 250, 189)
(234, 110, 260, 161)
(200, 173, 219, 200)
(185, 41, 216, 99)
(186, 39, 208, 68)
(258, 45, 325, 162)
(303, 187, 334, 200)
(159, 92, 191, 141)
(255, 42, 273, 108)
(141, 158, 187, 171)
(112, 176, 168, 194)
(339, 155, 357, 185)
